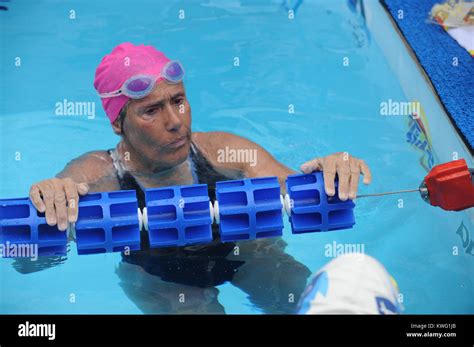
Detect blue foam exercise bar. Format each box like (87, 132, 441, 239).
(215, 176, 284, 242)
(144, 184, 213, 247)
(285, 172, 355, 233)
(74, 190, 141, 255)
(0, 197, 67, 257)
(0, 174, 356, 257)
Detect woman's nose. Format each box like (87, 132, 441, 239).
(164, 104, 183, 131)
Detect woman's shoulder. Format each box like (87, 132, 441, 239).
(56, 150, 120, 192)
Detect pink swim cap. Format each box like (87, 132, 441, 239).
(94, 42, 172, 123)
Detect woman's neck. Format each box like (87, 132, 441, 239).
(116, 140, 194, 188)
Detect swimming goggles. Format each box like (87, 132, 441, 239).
(98, 60, 185, 99)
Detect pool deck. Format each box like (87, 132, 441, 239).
(381, 0, 474, 154)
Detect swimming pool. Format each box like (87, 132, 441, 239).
(1, 0, 473, 314)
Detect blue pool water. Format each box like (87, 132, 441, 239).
(1, 0, 473, 314)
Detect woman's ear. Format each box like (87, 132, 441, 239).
(112, 105, 127, 135)
(111, 117, 123, 135)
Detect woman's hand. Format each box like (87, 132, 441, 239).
(29, 178, 89, 231)
(300, 152, 371, 200)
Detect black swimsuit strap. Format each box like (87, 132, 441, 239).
(107, 149, 147, 209)
(189, 142, 236, 201)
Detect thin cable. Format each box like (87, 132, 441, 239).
(356, 188, 428, 198)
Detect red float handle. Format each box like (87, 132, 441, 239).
(422, 159, 474, 211)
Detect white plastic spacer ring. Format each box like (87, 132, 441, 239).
(209, 201, 214, 223)
(280, 194, 286, 216)
(137, 208, 143, 231)
(284, 193, 292, 216)
(142, 207, 149, 231)
(214, 200, 220, 224)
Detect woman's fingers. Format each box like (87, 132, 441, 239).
(64, 179, 80, 223)
(77, 182, 89, 195)
(359, 160, 372, 184)
(41, 182, 57, 226)
(300, 158, 323, 174)
(322, 157, 337, 197)
(314, 153, 372, 200)
(29, 184, 46, 213)
(53, 180, 68, 231)
(28, 178, 89, 231)
(336, 155, 351, 200)
(349, 157, 361, 200)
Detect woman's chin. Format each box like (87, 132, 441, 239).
(162, 141, 190, 166)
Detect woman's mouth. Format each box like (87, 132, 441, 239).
(167, 136, 187, 148)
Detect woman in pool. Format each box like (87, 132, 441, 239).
(27, 43, 372, 313)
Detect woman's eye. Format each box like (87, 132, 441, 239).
(174, 98, 184, 105)
(145, 108, 157, 115)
